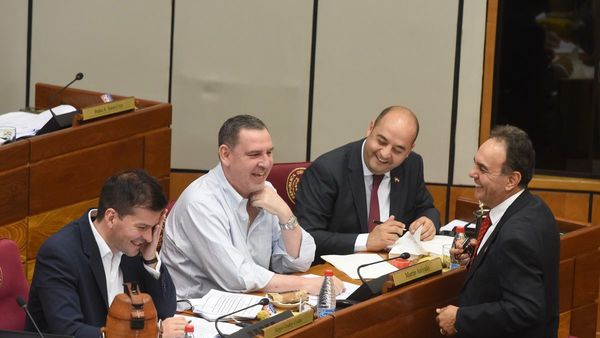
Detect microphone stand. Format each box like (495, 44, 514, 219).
(356, 252, 410, 285)
(16, 296, 44, 338)
(46, 72, 84, 120)
(214, 298, 269, 338)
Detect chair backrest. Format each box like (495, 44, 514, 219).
(267, 162, 311, 210)
(0, 239, 29, 330)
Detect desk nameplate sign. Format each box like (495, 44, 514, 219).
(390, 258, 443, 287)
(79, 97, 136, 122)
(262, 309, 314, 338)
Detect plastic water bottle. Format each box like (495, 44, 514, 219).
(450, 226, 467, 269)
(183, 322, 195, 338)
(317, 269, 336, 318)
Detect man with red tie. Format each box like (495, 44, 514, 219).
(436, 125, 559, 337)
(295, 106, 440, 259)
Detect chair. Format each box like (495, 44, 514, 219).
(267, 162, 311, 210)
(0, 239, 29, 330)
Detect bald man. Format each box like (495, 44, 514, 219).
(296, 106, 440, 259)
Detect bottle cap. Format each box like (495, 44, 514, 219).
(455, 226, 465, 233)
(184, 323, 194, 333)
(324, 269, 334, 277)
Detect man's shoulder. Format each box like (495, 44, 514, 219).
(312, 139, 361, 166)
(38, 216, 85, 258)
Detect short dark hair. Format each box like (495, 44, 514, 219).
(374, 106, 420, 142)
(218, 115, 268, 148)
(96, 169, 167, 221)
(490, 125, 536, 188)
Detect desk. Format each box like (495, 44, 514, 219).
(0, 83, 171, 279)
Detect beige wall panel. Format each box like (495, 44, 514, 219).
(171, 1, 313, 169)
(454, 0, 487, 185)
(0, 0, 27, 113)
(311, 0, 459, 184)
(30, 1, 171, 104)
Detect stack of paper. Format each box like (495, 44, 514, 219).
(389, 226, 454, 258)
(0, 105, 76, 139)
(190, 289, 265, 321)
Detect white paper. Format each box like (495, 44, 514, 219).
(0, 105, 76, 139)
(176, 314, 240, 338)
(190, 289, 265, 321)
(320, 253, 398, 280)
(440, 219, 475, 232)
(389, 226, 454, 257)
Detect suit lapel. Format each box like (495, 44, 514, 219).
(463, 191, 532, 286)
(348, 141, 368, 232)
(80, 212, 109, 308)
(389, 165, 405, 220)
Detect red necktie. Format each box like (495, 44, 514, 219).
(473, 215, 492, 258)
(368, 175, 384, 232)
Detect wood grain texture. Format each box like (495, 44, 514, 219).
(0, 139, 29, 172)
(449, 187, 476, 221)
(559, 311, 571, 338)
(144, 127, 171, 179)
(426, 184, 447, 224)
(28, 198, 98, 261)
(479, 0, 498, 144)
(571, 302, 598, 338)
(29, 137, 144, 214)
(0, 167, 29, 225)
(560, 259, 575, 313)
(572, 250, 600, 308)
(593, 194, 600, 225)
(170, 172, 202, 200)
(531, 190, 590, 222)
(280, 316, 334, 338)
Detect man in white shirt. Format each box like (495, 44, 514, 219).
(161, 115, 343, 298)
(436, 125, 559, 337)
(27, 169, 186, 338)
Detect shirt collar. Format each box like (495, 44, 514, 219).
(489, 189, 525, 225)
(360, 139, 391, 179)
(88, 209, 123, 261)
(214, 163, 249, 214)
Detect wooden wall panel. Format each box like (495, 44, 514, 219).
(593, 194, 600, 225)
(559, 311, 571, 338)
(0, 140, 28, 172)
(571, 302, 598, 338)
(29, 137, 144, 214)
(28, 198, 98, 261)
(531, 190, 589, 222)
(449, 187, 476, 221)
(170, 172, 202, 200)
(560, 259, 575, 313)
(573, 250, 600, 308)
(0, 219, 28, 263)
(426, 185, 447, 224)
(144, 127, 171, 179)
(0, 167, 29, 225)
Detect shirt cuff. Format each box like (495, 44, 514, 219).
(143, 257, 162, 279)
(354, 233, 369, 252)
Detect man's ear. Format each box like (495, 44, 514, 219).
(219, 144, 231, 166)
(105, 208, 117, 228)
(506, 171, 522, 191)
(366, 120, 375, 137)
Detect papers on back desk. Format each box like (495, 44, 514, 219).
(0, 105, 76, 139)
(190, 289, 265, 321)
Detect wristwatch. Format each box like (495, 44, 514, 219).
(279, 215, 298, 231)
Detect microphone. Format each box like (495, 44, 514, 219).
(215, 298, 269, 338)
(356, 252, 410, 285)
(46, 72, 84, 120)
(16, 296, 44, 338)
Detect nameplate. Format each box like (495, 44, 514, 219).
(80, 97, 135, 121)
(391, 258, 443, 286)
(262, 309, 314, 338)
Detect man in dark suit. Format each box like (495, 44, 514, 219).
(295, 106, 440, 258)
(436, 125, 559, 337)
(26, 169, 186, 338)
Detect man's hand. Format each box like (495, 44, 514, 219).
(160, 316, 187, 338)
(436, 305, 458, 336)
(450, 238, 476, 266)
(366, 216, 405, 251)
(141, 209, 167, 264)
(249, 187, 292, 224)
(409, 216, 436, 241)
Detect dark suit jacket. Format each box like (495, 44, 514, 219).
(295, 139, 440, 258)
(456, 190, 559, 338)
(26, 211, 177, 338)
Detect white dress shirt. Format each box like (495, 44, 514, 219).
(477, 189, 525, 254)
(160, 163, 316, 299)
(354, 140, 391, 251)
(88, 209, 161, 306)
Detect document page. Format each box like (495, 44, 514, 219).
(321, 253, 398, 280)
(190, 289, 265, 321)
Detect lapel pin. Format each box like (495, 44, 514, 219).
(393, 177, 400, 183)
